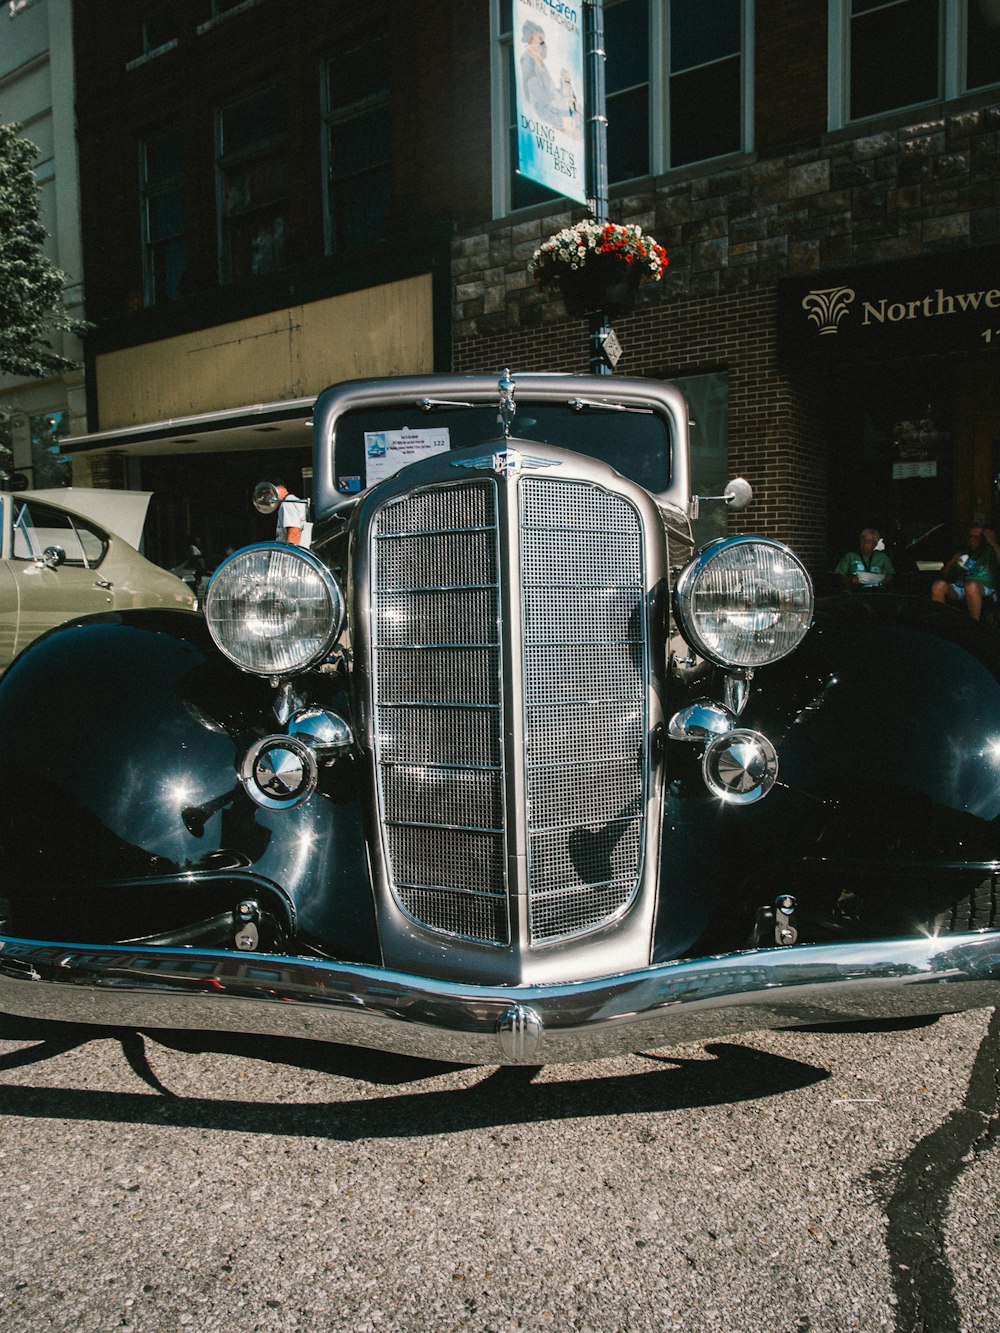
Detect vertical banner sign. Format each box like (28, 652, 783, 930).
(513, 0, 587, 203)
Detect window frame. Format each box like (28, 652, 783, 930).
(320, 42, 392, 257)
(827, 0, 998, 130)
(12, 500, 108, 569)
(140, 129, 188, 306)
(490, 0, 754, 218)
(215, 83, 291, 285)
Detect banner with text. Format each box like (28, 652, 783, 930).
(513, 0, 587, 203)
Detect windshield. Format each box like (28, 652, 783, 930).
(331, 402, 672, 497)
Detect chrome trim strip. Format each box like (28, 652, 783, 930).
(0, 932, 996, 1066)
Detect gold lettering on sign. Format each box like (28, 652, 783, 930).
(862, 287, 1000, 325)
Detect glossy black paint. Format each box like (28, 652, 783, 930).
(685, 592, 1000, 945)
(1, 591, 996, 966)
(0, 610, 379, 962)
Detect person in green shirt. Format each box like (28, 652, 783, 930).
(834, 527, 895, 588)
(931, 523, 1000, 621)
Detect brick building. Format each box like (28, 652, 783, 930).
(66, 0, 1000, 574)
(451, 1, 1000, 574)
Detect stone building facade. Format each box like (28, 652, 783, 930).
(452, 95, 1000, 572)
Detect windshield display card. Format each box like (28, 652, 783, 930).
(365, 428, 451, 486)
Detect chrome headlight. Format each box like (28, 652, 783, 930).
(674, 536, 813, 669)
(205, 543, 346, 677)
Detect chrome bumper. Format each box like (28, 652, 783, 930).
(0, 932, 998, 1065)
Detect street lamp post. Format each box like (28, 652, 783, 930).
(585, 0, 613, 375)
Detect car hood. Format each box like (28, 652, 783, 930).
(18, 489, 153, 549)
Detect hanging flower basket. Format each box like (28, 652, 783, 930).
(529, 220, 668, 320)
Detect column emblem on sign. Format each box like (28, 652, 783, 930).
(802, 285, 856, 335)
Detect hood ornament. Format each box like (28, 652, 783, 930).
(498, 367, 515, 438)
(450, 369, 562, 477)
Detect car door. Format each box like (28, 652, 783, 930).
(9, 498, 115, 659)
(0, 495, 17, 669)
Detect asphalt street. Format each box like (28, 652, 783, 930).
(0, 1006, 997, 1332)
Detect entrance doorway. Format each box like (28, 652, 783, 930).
(953, 355, 1000, 534)
(136, 447, 313, 571)
(826, 349, 1000, 581)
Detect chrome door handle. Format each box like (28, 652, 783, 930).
(94, 576, 113, 590)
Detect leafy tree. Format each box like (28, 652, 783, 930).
(0, 120, 90, 378)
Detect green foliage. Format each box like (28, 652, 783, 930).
(0, 120, 91, 378)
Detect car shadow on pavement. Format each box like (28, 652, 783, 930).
(0, 1013, 829, 1139)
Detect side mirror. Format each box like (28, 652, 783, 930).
(252, 481, 281, 515)
(41, 545, 66, 570)
(722, 477, 753, 512)
(689, 477, 753, 520)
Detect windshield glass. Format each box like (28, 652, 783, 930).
(331, 402, 671, 496)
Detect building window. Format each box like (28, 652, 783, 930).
(829, 0, 1000, 128)
(141, 4, 175, 55)
(322, 35, 391, 254)
(28, 409, 71, 489)
(141, 131, 187, 304)
(667, 0, 745, 166)
(967, 0, 1000, 91)
(217, 85, 289, 282)
(607, 0, 652, 180)
(492, 0, 752, 216)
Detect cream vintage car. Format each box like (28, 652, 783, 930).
(0, 487, 195, 670)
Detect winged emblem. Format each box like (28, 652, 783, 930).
(450, 449, 562, 478)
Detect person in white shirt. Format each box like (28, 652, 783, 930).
(271, 480, 312, 548)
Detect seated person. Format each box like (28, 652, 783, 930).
(834, 527, 895, 588)
(931, 523, 1000, 620)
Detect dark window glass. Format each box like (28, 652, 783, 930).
(606, 0, 650, 181)
(28, 409, 72, 490)
(324, 36, 391, 253)
(218, 86, 290, 281)
(850, 0, 939, 119)
(332, 403, 672, 495)
(669, 0, 741, 72)
(606, 0, 650, 93)
(967, 0, 1000, 91)
(607, 84, 650, 181)
(670, 56, 741, 166)
(668, 0, 742, 166)
(142, 130, 187, 304)
(141, 3, 174, 53)
(221, 87, 288, 157)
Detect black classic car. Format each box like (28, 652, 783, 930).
(0, 371, 997, 1065)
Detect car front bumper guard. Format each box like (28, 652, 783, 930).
(0, 931, 998, 1065)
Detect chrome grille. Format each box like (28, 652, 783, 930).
(521, 478, 646, 943)
(370, 472, 647, 950)
(371, 482, 507, 944)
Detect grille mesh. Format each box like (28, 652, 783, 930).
(372, 482, 508, 944)
(521, 477, 646, 943)
(370, 473, 647, 950)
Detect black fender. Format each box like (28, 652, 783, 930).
(732, 592, 1000, 931)
(0, 610, 379, 962)
(750, 593, 1000, 815)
